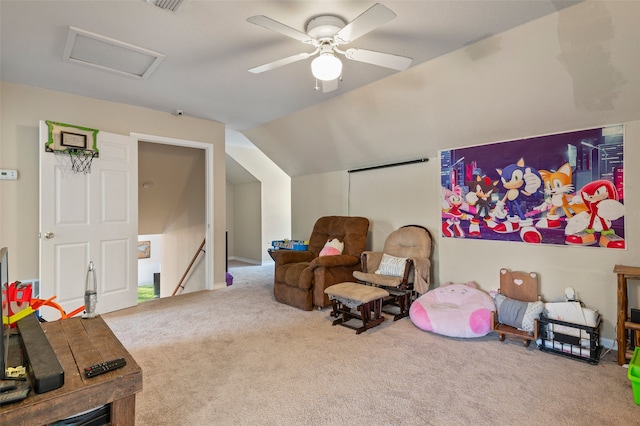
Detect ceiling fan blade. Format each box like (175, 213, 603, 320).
(247, 15, 315, 44)
(249, 51, 315, 74)
(322, 79, 339, 93)
(344, 48, 412, 71)
(334, 3, 397, 44)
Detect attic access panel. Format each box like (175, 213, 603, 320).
(63, 26, 165, 79)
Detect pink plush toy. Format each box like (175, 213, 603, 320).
(319, 238, 344, 256)
(409, 282, 496, 338)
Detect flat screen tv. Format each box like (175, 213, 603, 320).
(0, 247, 9, 377)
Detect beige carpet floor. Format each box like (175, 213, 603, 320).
(103, 261, 639, 425)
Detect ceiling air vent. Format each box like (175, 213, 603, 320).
(63, 26, 165, 79)
(145, 0, 184, 12)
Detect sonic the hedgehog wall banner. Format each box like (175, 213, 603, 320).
(440, 125, 625, 249)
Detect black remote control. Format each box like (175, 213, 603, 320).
(0, 385, 30, 405)
(84, 357, 127, 378)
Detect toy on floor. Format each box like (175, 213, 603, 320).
(2, 281, 85, 325)
(409, 282, 496, 338)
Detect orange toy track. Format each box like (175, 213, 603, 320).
(30, 297, 85, 320)
(3, 296, 85, 325)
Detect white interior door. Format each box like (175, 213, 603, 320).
(39, 121, 138, 320)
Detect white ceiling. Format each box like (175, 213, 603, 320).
(0, 0, 579, 181)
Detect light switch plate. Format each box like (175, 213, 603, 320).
(0, 169, 18, 180)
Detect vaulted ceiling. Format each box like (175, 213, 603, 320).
(0, 0, 580, 180)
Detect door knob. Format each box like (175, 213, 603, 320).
(45, 232, 55, 239)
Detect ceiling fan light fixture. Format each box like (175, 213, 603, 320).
(311, 52, 342, 81)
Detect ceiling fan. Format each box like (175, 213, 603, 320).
(247, 3, 413, 93)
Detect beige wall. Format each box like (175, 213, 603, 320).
(291, 170, 349, 238)
(226, 182, 235, 262)
(231, 182, 262, 263)
(0, 81, 227, 287)
(160, 150, 206, 296)
(287, 2, 640, 342)
(226, 143, 290, 263)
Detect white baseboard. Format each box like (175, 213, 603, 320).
(212, 281, 227, 290)
(228, 256, 261, 265)
(600, 337, 615, 350)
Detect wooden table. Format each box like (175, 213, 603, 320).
(1, 315, 142, 425)
(613, 265, 640, 365)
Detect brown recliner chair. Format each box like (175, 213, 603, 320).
(272, 216, 370, 311)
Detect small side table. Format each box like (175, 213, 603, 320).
(613, 265, 640, 365)
(1, 315, 142, 425)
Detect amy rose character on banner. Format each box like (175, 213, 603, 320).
(491, 158, 543, 244)
(465, 175, 498, 237)
(441, 185, 470, 238)
(564, 179, 625, 249)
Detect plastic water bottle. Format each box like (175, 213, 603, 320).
(83, 261, 98, 318)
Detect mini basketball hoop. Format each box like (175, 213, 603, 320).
(54, 148, 98, 174)
(45, 120, 100, 174)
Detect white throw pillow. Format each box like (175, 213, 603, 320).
(521, 301, 544, 333)
(375, 253, 407, 277)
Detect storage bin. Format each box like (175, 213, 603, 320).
(628, 347, 640, 405)
(271, 240, 308, 251)
(537, 314, 601, 364)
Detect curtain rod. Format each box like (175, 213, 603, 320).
(347, 158, 429, 174)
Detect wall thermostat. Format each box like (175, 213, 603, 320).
(0, 169, 18, 180)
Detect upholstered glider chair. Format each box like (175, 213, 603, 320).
(272, 216, 370, 311)
(353, 225, 432, 320)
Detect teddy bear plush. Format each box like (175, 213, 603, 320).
(409, 282, 496, 338)
(319, 238, 344, 256)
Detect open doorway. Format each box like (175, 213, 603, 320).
(137, 234, 161, 302)
(137, 139, 209, 301)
